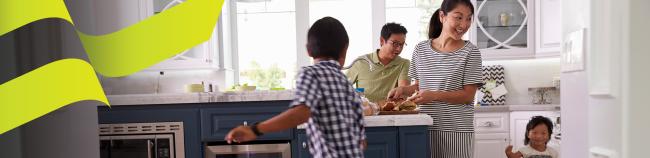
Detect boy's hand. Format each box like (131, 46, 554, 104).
(360, 139, 368, 150)
(224, 125, 257, 144)
(505, 145, 523, 158)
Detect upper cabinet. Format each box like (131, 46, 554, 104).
(145, 0, 219, 70)
(94, 0, 219, 70)
(534, 0, 561, 57)
(470, 0, 560, 60)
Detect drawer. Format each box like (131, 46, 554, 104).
(474, 112, 509, 133)
(200, 103, 292, 141)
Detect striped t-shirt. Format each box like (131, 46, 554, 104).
(408, 39, 483, 132)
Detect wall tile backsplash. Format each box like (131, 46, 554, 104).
(100, 69, 227, 95)
(483, 58, 561, 105)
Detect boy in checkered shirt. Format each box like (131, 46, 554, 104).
(225, 17, 366, 158)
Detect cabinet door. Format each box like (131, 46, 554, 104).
(294, 131, 312, 158)
(365, 127, 398, 158)
(294, 127, 398, 158)
(470, 0, 535, 60)
(200, 102, 291, 141)
(535, 0, 561, 56)
(510, 111, 558, 150)
(399, 126, 430, 158)
(474, 133, 510, 158)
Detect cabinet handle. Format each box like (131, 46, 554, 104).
(302, 142, 307, 149)
(479, 121, 494, 127)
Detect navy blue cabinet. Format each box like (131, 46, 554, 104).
(200, 101, 292, 141)
(98, 101, 429, 158)
(293, 126, 428, 158)
(365, 127, 399, 158)
(399, 126, 430, 158)
(98, 105, 202, 158)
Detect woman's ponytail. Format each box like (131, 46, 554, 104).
(428, 0, 474, 39)
(428, 9, 443, 39)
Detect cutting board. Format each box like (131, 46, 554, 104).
(378, 110, 419, 115)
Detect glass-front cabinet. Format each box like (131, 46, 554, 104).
(469, 0, 534, 60)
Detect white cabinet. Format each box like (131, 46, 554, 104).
(509, 111, 560, 150)
(474, 112, 509, 158)
(94, 0, 219, 70)
(535, 0, 561, 57)
(475, 133, 510, 158)
(470, 0, 535, 60)
(470, 0, 561, 60)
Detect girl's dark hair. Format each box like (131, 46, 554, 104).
(307, 17, 349, 59)
(524, 116, 554, 145)
(428, 0, 474, 39)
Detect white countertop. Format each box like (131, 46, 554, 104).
(297, 114, 433, 129)
(474, 104, 560, 112)
(107, 90, 295, 105)
(107, 91, 560, 112)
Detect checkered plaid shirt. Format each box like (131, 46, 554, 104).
(291, 60, 366, 158)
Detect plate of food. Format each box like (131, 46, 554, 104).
(377, 92, 419, 115)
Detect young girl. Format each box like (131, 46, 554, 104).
(505, 116, 559, 158)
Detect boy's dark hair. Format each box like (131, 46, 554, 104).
(524, 116, 554, 145)
(307, 17, 349, 60)
(429, 0, 474, 39)
(380, 22, 408, 40)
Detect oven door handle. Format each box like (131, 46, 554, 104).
(147, 139, 153, 158)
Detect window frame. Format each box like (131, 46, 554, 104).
(220, 0, 387, 86)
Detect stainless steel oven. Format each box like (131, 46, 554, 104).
(204, 142, 291, 158)
(99, 122, 184, 158)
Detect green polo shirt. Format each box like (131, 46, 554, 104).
(345, 50, 410, 103)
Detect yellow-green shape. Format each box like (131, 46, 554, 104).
(0, 59, 109, 135)
(0, 0, 224, 77)
(81, 0, 223, 77)
(0, 0, 73, 35)
(0, 0, 225, 134)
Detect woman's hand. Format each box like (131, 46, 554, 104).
(505, 145, 523, 158)
(224, 125, 257, 144)
(409, 90, 439, 104)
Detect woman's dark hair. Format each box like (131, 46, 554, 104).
(524, 116, 554, 145)
(381, 22, 408, 40)
(307, 17, 349, 59)
(428, 0, 474, 39)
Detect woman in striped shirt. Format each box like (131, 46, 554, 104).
(387, 0, 482, 157)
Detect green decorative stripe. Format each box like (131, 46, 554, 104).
(1, 0, 224, 77)
(0, 0, 224, 134)
(0, 59, 109, 134)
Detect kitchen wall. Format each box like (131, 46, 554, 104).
(560, 0, 591, 157)
(628, 1, 650, 157)
(100, 69, 227, 95)
(483, 58, 561, 105)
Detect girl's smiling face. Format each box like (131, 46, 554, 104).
(439, 4, 473, 40)
(527, 123, 550, 147)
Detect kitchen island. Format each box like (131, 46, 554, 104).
(99, 91, 433, 158)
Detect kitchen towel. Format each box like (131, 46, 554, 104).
(479, 65, 506, 105)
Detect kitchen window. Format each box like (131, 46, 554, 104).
(385, 0, 442, 60)
(309, 0, 373, 66)
(219, 0, 446, 89)
(234, 0, 297, 90)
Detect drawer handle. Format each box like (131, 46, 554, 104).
(302, 142, 307, 148)
(479, 121, 494, 127)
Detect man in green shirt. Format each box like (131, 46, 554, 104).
(345, 23, 410, 103)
